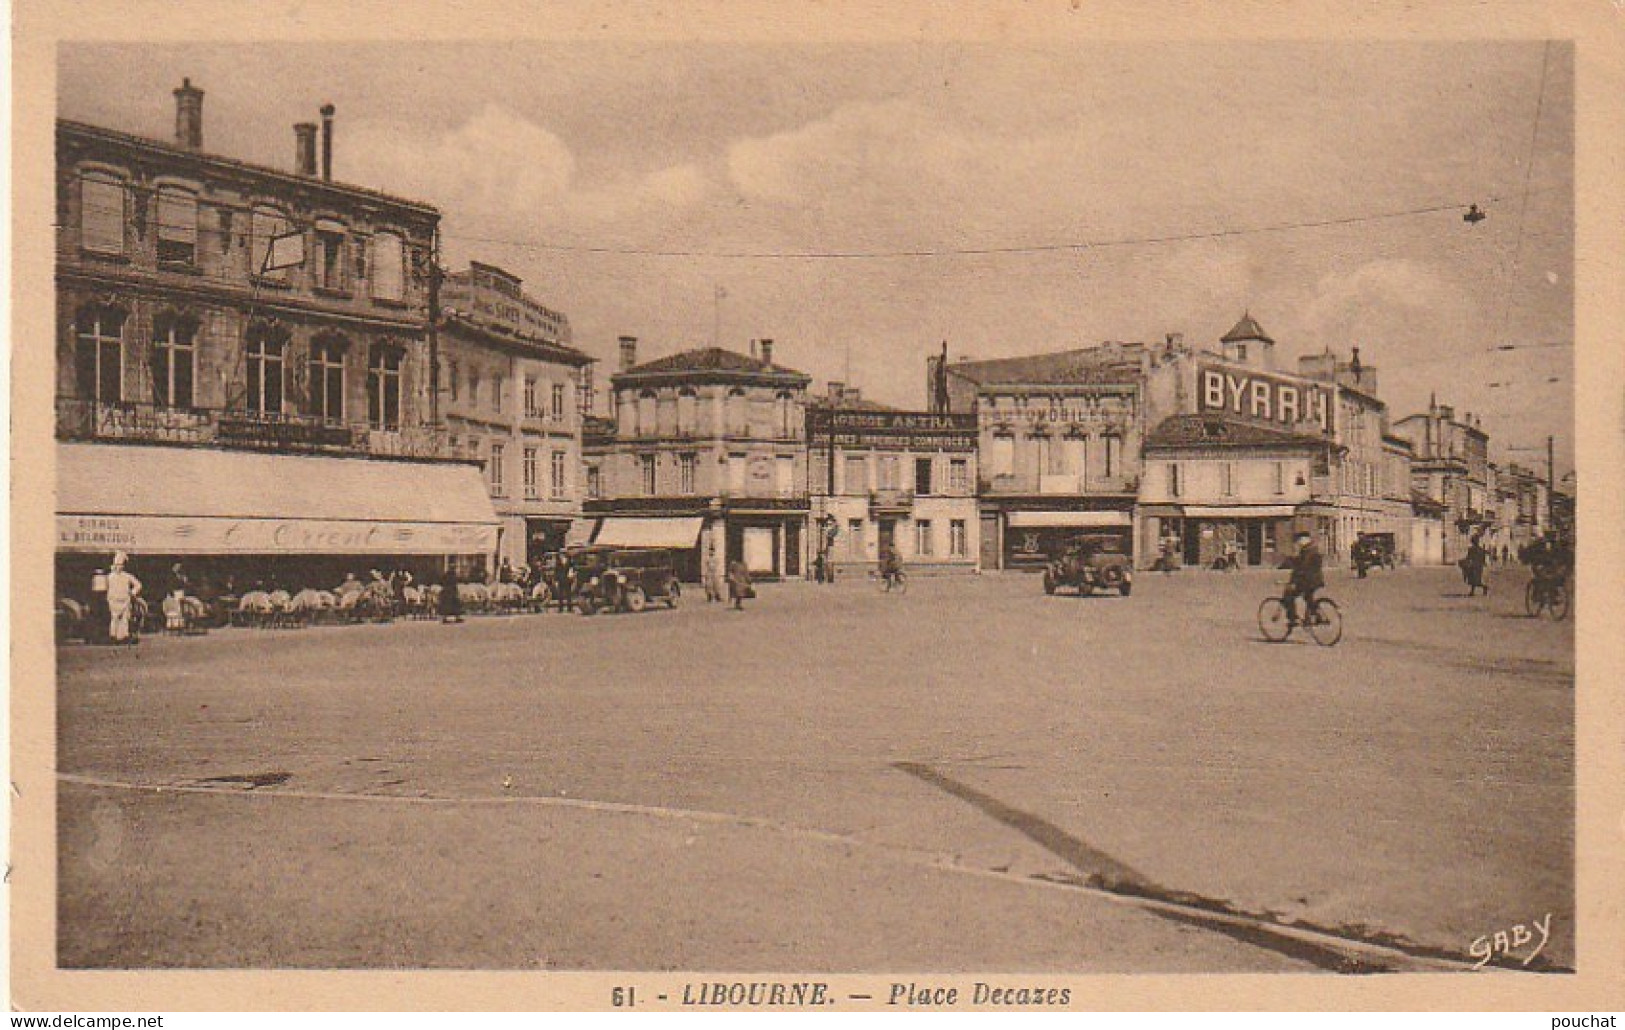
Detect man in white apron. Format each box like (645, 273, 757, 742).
(105, 552, 143, 644)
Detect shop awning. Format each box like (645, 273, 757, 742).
(1006, 510, 1132, 528)
(564, 519, 598, 548)
(56, 442, 499, 555)
(1183, 505, 1298, 519)
(592, 516, 704, 549)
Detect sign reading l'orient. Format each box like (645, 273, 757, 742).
(1198, 365, 1334, 435)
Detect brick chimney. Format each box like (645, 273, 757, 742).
(294, 123, 318, 176)
(618, 336, 638, 372)
(173, 78, 204, 150)
(320, 104, 335, 180)
(759, 338, 774, 366)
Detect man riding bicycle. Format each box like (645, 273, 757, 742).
(879, 544, 905, 588)
(1283, 530, 1324, 626)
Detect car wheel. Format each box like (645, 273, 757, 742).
(1042, 571, 1057, 595)
(1119, 583, 1132, 597)
(625, 587, 648, 613)
(666, 581, 681, 608)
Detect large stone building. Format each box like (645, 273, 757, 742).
(806, 382, 980, 576)
(1392, 397, 1492, 564)
(936, 345, 1142, 570)
(583, 339, 812, 584)
(438, 261, 594, 567)
(54, 80, 497, 598)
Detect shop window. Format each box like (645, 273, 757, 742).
(244, 326, 287, 414)
(309, 335, 346, 422)
(367, 344, 403, 430)
(156, 187, 197, 266)
(75, 304, 126, 404)
(80, 174, 126, 254)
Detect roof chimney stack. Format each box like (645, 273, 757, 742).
(319, 104, 335, 180)
(294, 122, 318, 176)
(618, 336, 638, 372)
(173, 78, 204, 150)
(759, 338, 774, 366)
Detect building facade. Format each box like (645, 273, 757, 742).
(937, 345, 1143, 570)
(438, 261, 593, 567)
(583, 339, 812, 584)
(54, 80, 498, 599)
(806, 383, 980, 576)
(1391, 398, 1491, 565)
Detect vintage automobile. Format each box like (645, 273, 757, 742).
(573, 546, 682, 615)
(1042, 533, 1134, 597)
(1351, 532, 1398, 576)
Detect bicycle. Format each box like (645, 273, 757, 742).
(872, 567, 908, 594)
(1524, 571, 1570, 621)
(1258, 590, 1342, 646)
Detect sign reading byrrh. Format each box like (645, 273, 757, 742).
(807, 410, 979, 451)
(1198, 364, 1334, 435)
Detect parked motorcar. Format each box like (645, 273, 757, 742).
(573, 547, 681, 615)
(1351, 532, 1398, 576)
(1042, 534, 1134, 597)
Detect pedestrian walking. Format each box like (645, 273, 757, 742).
(703, 536, 722, 603)
(727, 558, 753, 611)
(105, 553, 143, 645)
(1461, 536, 1490, 596)
(440, 564, 465, 623)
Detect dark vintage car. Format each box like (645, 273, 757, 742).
(573, 546, 681, 615)
(1042, 534, 1134, 597)
(1351, 532, 1398, 576)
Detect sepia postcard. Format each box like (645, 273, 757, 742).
(9, 0, 1625, 1014)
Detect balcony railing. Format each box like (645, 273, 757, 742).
(56, 398, 451, 460)
(869, 488, 914, 511)
(978, 473, 1138, 495)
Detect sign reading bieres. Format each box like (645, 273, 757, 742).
(1198, 365, 1333, 435)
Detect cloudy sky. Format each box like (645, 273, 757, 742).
(60, 40, 1573, 470)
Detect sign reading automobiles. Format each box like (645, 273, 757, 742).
(1198, 365, 1333, 435)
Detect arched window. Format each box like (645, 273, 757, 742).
(244, 324, 288, 414)
(156, 186, 197, 266)
(310, 335, 347, 422)
(80, 173, 126, 254)
(637, 389, 658, 438)
(368, 343, 404, 430)
(727, 387, 749, 437)
(150, 312, 197, 409)
(371, 232, 405, 301)
(75, 304, 126, 404)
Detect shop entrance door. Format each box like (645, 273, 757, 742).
(1246, 521, 1264, 566)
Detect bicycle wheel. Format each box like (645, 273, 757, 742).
(894, 573, 907, 594)
(1547, 582, 1570, 622)
(1308, 599, 1343, 647)
(1258, 598, 1292, 642)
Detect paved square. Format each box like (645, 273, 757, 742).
(57, 565, 1573, 971)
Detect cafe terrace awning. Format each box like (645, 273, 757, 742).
(1005, 510, 1132, 528)
(1182, 505, 1299, 519)
(591, 517, 705, 549)
(56, 442, 499, 555)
